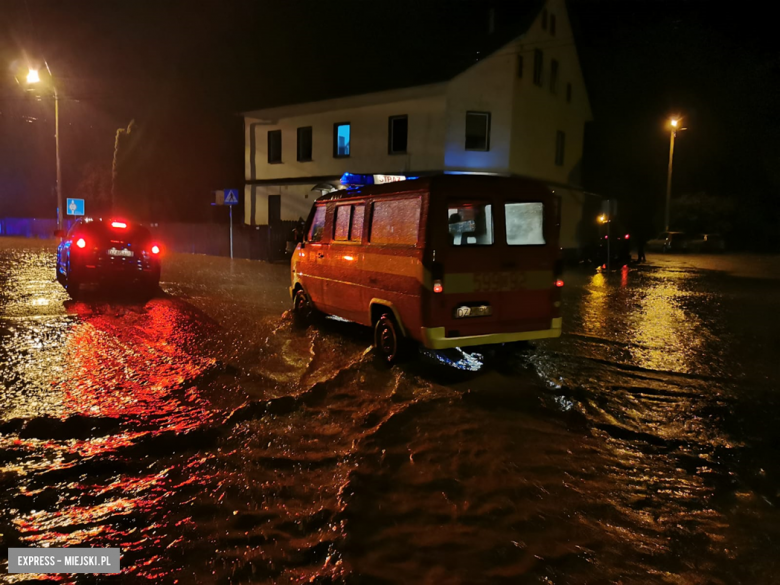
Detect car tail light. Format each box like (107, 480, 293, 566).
(76, 238, 86, 249)
(150, 244, 160, 255)
(433, 279, 443, 294)
(625, 234, 630, 239)
(111, 221, 127, 229)
(555, 279, 564, 288)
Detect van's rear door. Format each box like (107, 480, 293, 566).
(431, 178, 559, 338)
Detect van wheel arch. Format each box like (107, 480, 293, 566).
(369, 301, 407, 337)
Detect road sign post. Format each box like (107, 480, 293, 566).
(214, 189, 239, 259)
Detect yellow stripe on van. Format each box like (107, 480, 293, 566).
(360, 253, 425, 281)
(444, 270, 553, 293)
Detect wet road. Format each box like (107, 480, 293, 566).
(2, 237, 780, 584)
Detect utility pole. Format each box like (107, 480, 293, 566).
(54, 85, 63, 229)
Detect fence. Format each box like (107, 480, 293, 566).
(0, 217, 298, 262)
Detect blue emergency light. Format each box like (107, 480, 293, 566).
(340, 172, 419, 187)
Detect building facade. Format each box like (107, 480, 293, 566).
(243, 0, 595, 251)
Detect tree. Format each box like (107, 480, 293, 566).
(74, 162, 112, 217)
(670, 192, 735, 234)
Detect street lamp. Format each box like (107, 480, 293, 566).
(665, 117, 686, 232)
(26, 65, 63, 230)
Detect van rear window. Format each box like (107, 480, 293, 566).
(448, 202, 493, 245)
(505, 202, 545, 245)
(370, 198, 421, 246)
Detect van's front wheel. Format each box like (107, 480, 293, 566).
(374, 313, 404, 364)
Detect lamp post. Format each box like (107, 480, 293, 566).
(27, 66, 63, 230)
(664, 119, 678, 232)
(664, 118, 687, 232)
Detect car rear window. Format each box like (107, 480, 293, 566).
(370, 198, 421, 246)
(448, 202, 494, 246)
(505, 202, 545, 245)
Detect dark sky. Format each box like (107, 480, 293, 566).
(2, 0, 779, 233)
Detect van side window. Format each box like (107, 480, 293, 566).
(448, 202, 494, 245)
(505, 202, 545, 245)
(370, 198, 421, 246)
(333, 205, 351, 241)
(308, 206, 327, 242)
(350, 204, 365, 242)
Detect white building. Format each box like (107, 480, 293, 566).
(242, 0, 596, 252)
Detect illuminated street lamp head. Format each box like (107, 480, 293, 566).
(26, 69, 40, 83)
(670, 118, 679, 128)
(598, 214, 607, 224)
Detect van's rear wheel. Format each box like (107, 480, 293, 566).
(374, 313, 404, 364)
(293, 288, 314, 325)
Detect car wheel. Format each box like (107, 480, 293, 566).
(373, 313, 406, 365)
(292, 288, 314, 325)
(65, 276, 81, 299)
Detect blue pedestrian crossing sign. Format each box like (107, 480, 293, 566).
(66, 198, 85, 216)
(224, 189, 239, 205)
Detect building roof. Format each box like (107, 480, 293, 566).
(243, 0, 545, 116)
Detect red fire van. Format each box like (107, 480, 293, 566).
(291, 174, 563, 362)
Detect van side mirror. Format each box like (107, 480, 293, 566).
(53, 229, 65, 238)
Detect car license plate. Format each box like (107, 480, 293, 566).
(107, 248, 133, 257)
(454, 304, 493, 318)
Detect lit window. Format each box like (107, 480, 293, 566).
(465, 112, 491, 151)
(550, 59, 559, 94)
(297, 126, 312, 162)
(388, 115, 408, 154)
(533, 49, 543, 86)
(448, 202, 493, 246)
(555, 130, 565, 166)
(333, 123, 350, 157)
(506, 202, 545, 245)
(267, 130, 282, 164)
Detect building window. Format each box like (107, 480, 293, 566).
(550, 59, 559, 94)
(267, 130, 282, 164)
(333, 122, 350, 157)
(388, 115, 408, 154)
(541, 9, 548, 29)
(566, 83, 572, 103)
(550, 14, 557, 36)
(555, 131, 565, 166)
(297, 126, 312, 162)
(465, 112, 491, 151)
(533, 49, 543, 86)
(517, 54, 524, 78)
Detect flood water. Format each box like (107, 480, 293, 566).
(1, 238, 779, 584)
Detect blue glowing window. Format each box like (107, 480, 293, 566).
(333, 123, 350, 157)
